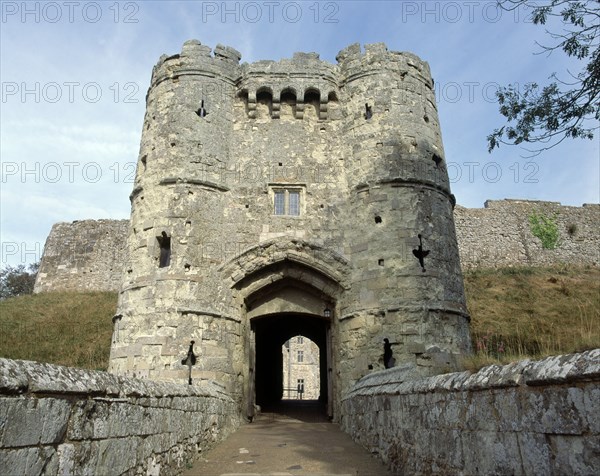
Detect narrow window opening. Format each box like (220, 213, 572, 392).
(423, 115, 430, 123)
(375, 215, 382, 224)
(364, 103, 373, 119)
(141, 155, 147, 171)
(432, 154, 443, 167)
(280, 89, 297, 118)
(305, 91, 320, 104)
(297, 379, 304, 398)
(157, 231, 171, 268)
(184, 263, 191, 271)
(378, 258, 385, 266)
(297, 350, 304, 362)
(274, 190, 285, 215)
(304, 90, 321, 118)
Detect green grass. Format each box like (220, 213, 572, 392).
(0, 291, 116, 370)
(0, 266, 598, 373)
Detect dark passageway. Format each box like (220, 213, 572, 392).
(253, 313, 329, 416)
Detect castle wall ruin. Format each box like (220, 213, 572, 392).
(455, 199, 600, 269)
(34, 220, 129, 293)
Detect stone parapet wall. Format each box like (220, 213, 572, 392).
(34, 219, 129, 293)
(0, 358, 240, 475)
(341, 349, 600, 475)
(455, 199, 600, 269)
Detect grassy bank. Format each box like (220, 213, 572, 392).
(0, 265, 598, 372)
(463, 265, 600, 370)
(0, 291, 116, 370)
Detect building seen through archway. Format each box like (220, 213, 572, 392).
(252, 312, 330, 414)
(282, 335, 320, 400)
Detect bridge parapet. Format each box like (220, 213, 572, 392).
(341, 349, 600, 474)
(0, 358, 240, 475)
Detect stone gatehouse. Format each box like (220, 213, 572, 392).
(107, 40, 471, 420)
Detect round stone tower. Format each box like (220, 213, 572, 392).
(109, 40, 471, 420)
(109, 40, 247, 392)
(335, 43, 470, 386)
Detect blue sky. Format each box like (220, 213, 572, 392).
(1, 0, 598, 266)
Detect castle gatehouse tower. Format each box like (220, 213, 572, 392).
(108, 40, 471, 419)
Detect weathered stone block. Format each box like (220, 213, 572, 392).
(550, 434, 599, 475)
(520, 387, 587, 434)
(0, 446, 58, 475)
(517, 432, 551, 475)
(1, 398, 70, 447)
(461, 431, 523, 475)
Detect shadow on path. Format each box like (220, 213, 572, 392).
(184, 400, 391, 476)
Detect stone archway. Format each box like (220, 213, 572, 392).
(252, 312, 329, 410)
(245, 275, 335, 419)
(221, 239, 347, 419)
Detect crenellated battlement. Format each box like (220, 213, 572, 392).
(150, 40, 242, 91)
(336, 43, 434, 89)
(146, 40, 436, 123)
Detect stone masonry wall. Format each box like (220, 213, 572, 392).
(455, 199, 600, 269)
(33, 199, 599, 294)
(0, 358, 240, 476)
(34, 219, 129, 293)
(341, 349, 600, 475)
